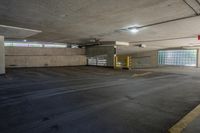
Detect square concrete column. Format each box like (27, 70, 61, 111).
(197, 49, 200, 68)
(0, 36, 5, 74)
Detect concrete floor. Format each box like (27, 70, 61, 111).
(1, 66, 200, 133)
(137, 66, 200, 77)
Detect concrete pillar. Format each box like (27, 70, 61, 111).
(0, 36, 5, 74)
(197, 49, 200, 68)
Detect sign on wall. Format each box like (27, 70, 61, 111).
(87, 55, 107, 66)
(88, 57, 97, 66)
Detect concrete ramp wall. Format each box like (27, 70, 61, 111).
(5, 47, 87, 68)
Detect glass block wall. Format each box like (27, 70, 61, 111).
(158, 50, 197, 66)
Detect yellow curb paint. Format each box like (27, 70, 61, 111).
(169, 104, 200, 133)
(132, 72, 152, 78)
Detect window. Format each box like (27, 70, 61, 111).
(4, 42, 13, 46)
(4, 42, 43, 47)
(4, 41, 68, 48)
(158, 50, 197, 66)
(44, 44, 66, 48)
(12, 43, 29, 47)
(28, 43, 43, 47)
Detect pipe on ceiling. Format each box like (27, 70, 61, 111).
(182, 0, 199, 15)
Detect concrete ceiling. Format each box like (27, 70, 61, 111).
(0, 0, 200, 52)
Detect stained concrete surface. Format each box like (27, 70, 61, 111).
(0, 66, 200, 133)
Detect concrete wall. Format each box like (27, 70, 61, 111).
(0, 36, 5, 74)
(5, 47, 87, 68)
(132, 50, 158, 68)
(86, 46, 115, 67)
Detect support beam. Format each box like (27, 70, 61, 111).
(0, 36, 5, 74)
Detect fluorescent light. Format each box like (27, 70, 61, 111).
(116, 41, 130, 46)
(23, 39, 27, 42)
(44, 44, 67, 48)
(130, 28, 139, 33)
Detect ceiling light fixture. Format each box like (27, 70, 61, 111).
(116, 41, 130, 46)
(119, 26, 140, 34)
(134, 44, 146, 48)
(129, 27, 139, 33)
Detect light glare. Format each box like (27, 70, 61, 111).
(130, 28, 139, 33)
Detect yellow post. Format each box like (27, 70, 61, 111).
(116, 55, 118, 68)
(127, 56, 132, 70)
(128, 56, 130, 69)
(114, 55, 118, 69)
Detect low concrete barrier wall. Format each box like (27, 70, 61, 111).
(5, 47, 87, 68)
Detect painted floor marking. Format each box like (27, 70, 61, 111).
(169, 104, 200, 133)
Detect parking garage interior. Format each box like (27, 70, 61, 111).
(1, 0, 200, 133)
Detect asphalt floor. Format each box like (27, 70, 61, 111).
(1, 66, 200, 133)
